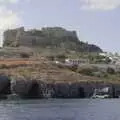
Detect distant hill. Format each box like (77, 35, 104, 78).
(3, 27, 102, 53)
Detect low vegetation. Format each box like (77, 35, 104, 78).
(20, 52, 30, 58)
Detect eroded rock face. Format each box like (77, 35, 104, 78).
(5, 77, 120, 99)
(11, 78, 46, 98)
(11, 78, 33, 97)
(50, 83, 114, 98)
(10, 80, 118, 99)
(51, 83, 85, 98)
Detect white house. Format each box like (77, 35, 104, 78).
(65, 58, 89, 65)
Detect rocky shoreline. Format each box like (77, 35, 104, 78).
(0, 75, 120, 99)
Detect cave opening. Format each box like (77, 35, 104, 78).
(0, 79, 11, 99)
(27, 82, 40, 98)
(0, 82, 11, 95)
(78, 87, 85, 98)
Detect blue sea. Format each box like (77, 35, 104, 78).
(0, 99, 120, 120)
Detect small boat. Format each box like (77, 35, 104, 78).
(92, 94, 110, 99)
(92, 87, 110, 99)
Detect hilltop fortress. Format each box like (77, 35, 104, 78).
(3, 27, 77, 47)
(3, 27, 102, 52)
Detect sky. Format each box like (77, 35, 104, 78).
(0, 0, 120, 52)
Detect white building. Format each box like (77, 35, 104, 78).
(65, 58, 89, 65)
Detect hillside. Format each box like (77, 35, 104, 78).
(3, 27, 102, 53)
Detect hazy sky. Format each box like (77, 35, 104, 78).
(0, 0, 120, 52)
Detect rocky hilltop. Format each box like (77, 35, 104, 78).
(3, 27, 102, 52)
(1, 27, 118, 99)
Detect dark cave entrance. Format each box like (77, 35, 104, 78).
(0, 78, 11, 99)
(27, 82, 40, 98)
(78, 87, 85, 98)
(1, 82, 11, 95)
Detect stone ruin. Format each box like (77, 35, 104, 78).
(3, 27, 77, 47)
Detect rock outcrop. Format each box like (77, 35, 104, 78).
(10, 78, 120, 99)
(0, 74, 119, 99)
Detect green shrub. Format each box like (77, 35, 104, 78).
(47, 56, 55, 61)
(70, 64, 78, 72)
(77, 68, 93, 76)
(20, 52, 30, 58)
(0, 64, 8, 69)
(77, 66, 99, 76)
(107, 67, 115, 74)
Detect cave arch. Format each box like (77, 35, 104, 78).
(27, 81, 40, 98)
(78, 87, 85, 98)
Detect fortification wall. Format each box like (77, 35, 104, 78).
(3, 27, 25, 47)
(19, 36, 48, 47)
(3, 27, 78, 47)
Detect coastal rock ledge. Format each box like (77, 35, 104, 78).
(0, 75, 120, 99)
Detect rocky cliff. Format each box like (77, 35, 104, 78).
(0, 75, 119, 99)
(0, 59, 119, 99)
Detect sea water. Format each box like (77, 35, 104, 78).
(0, 99, 120, 120)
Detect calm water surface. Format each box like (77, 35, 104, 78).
(0, 99, 120, 120)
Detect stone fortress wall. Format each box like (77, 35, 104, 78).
(3, 27, 77, 47)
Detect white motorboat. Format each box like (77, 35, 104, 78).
(92, 87, 110, 99)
